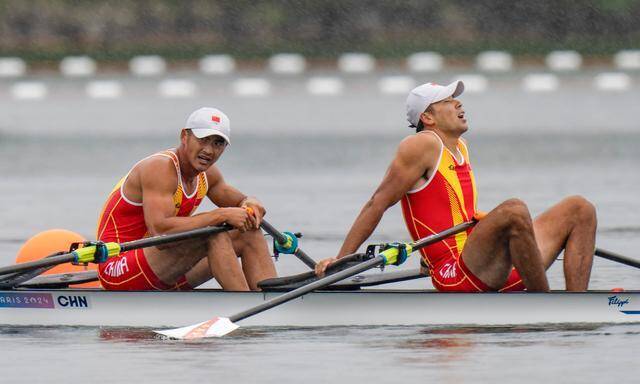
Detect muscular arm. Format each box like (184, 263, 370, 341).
(205, 165, 248, 208)
(140, 158, 228, 235)
(336, 134, 440, 258)
(205, 165, 266, 227)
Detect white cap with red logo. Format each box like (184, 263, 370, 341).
(185, 107, 231, 144)
(405, 81, 465, 128)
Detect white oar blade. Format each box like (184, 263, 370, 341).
(154, 317, 239, 340)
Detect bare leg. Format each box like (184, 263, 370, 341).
(461, 199, 549, 292)
(229, 229, 277, 290)
(183, 228, 277, 290)
(144, 232, 250, 291)
(183, 257, 212, 288)
(532, 195, 596, 291)
(205, 233, 250, 291)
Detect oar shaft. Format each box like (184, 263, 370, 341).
(230, 256, 384, 323)
(259, 220, 288, 244)
(0, 265, 53, 288)
(0, 224, 233, 277)
(595, 248, 640, 269)
(260, 220, 317, 268)
(0, 254, 75, 276)
(120, 224, 233, 252)
(230, 218, 477, 323)
(413, 220, 475, 252)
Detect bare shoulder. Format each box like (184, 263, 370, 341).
(134, 155, 177, 190)
(396, 131, 441, 164)
(136, 155, 175, 176)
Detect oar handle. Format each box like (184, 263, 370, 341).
(595, 248, 640, 269)
(260, 220, 317, 269)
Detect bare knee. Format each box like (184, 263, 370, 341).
(495, 198, 533, 235)
(244, 228, 266, 243)
(563, 195, 597, 226)
(208, 232, 233, 249)
(497, 198, 529, 213)
(235, 228, 267, 254)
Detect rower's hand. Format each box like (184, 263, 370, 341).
(240, 197, 266, 228)
(219, 207, 253, 232)
(315, 257, 338, 277)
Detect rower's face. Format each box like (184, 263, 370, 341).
(181, 130, 227, 172)
(427, 97, 468, 133)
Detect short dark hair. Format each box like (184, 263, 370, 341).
(416, 105, 435, 133)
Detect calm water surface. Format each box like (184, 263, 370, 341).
(0, 133, 639, 382)
(1, 323, 639, 383)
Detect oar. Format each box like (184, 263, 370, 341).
(260, 219, 317, 268)
(0, 264, 55, 288)
(154, 218, 478, 340)
(0, 224, 233, 277)
(595, 248, 640, 269)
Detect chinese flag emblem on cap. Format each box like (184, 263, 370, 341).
(212, 115, 221, 123)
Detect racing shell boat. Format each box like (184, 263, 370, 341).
(1, 269, 638, 328)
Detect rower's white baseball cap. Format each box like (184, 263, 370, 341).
(185, 107, 231, 144)
(406, 81, 465, 127)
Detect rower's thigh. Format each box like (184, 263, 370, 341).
(461, 199, 530, 286)
(533, 195, 596, 268)
(144, 236, 211, 280)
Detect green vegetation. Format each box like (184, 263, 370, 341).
(0, 0, 639, 62)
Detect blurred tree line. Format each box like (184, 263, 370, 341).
(0, 0, 639, 62)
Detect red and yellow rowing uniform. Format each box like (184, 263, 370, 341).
(96, 149, 208, 290)
(400, 131, 524, 292)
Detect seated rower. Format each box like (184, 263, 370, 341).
(96, 107, 276, 291)
(316, 82, 596, 292)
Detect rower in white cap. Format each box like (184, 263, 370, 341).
(316, 81, 596, 293)
(96, 107, 276, 291)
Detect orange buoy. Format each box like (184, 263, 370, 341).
(611, 287, 625, 292)
(16, 229, 100, 288)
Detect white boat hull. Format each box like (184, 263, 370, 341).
(1, 289, 639, 328)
